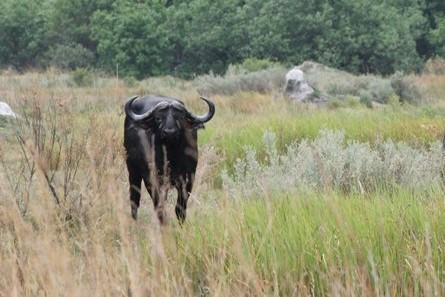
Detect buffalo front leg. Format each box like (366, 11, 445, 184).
(128, 170, 142, 220)
(175, 178, 193, 224)
(143, 178, 167, 225)
(151, 189, 167, 225)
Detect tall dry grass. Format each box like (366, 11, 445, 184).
(1, 70, 445, 296)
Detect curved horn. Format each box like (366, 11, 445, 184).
(187, 97, 215, 123)
(125, 96, 167, 121)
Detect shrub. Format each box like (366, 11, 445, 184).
(390, 72, 422, 104)
(222, 130, 445, 197)
(138, 76, 190, 96)
(70, 68, 93, 87)
(0, 116, 7, 128)
(387, 94, 402, 110)
(301, 61, 359, 97)
(299, 61, 424, 105)
(123, 76, 138, 88)
(359, 89, 374, 108)
(367, 78, 394, 104)
(42, 43, 95, 70)
(227, 58, 282, 75)
(423, 57, 445, 75)
(327, 96, 360, 109)
(195, 66, 287, 95)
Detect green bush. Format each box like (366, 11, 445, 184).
(367, 78, 394, 104)
(227, 58, 282, 75)
(301, 62, 424, 105)
(70, 68, 93, 87)
(195, 66, 287, 95)
(327, 96, 360, 109)
(42, 44, 95, 70)
(359, 90, 374, 108)
(123, 76, 138, 88)
(0, 116, 7, 128)
(390, 72, 422, 104)
(387, 94, 402, 110)
(223, 130, 444, 197)
(423, 57, 445, 75)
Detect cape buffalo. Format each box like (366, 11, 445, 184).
(124, 95, 215, 224)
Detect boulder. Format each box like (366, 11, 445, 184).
(0, 101, 17, 118)
(284, 67, 315, 102)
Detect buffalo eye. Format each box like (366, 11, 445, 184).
(170, 108, 185, 119)
(153, 115, 163, 127)
(175, 113, 186, 120)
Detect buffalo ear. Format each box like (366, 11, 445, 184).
(134, 117, 155, 129)
(185, 119, 204, 130)
(194, 122, 205, 130)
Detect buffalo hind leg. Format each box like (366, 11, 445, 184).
(176, 179, 193, 224)
(128, 170, 142, 220)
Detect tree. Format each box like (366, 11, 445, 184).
(243, 0, 425, 75)
(0, 0, 443, 75)
(0, 0, 48, 69)
(92, 0, 172, 78)
(165, 0, 248, 76)
(242, 0, 329, 64)
(425, 0, 445, 57)
(318, 0, 425, 74)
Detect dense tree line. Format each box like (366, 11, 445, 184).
(0, 0, 444, 78)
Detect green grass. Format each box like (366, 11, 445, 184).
(166, 190, 445, 295)
(3, 72, 445, 296)
(201, 105, 445, 168)
(0, 116, 11, 128)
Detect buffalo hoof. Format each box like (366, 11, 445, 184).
(131, 205, 138, 220)
(175, 207, 186, 225)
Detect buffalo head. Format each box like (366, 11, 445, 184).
(125, 96, 215, 142)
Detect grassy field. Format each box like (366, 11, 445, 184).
(1, 69, 445, 296)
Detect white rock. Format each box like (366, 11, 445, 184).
(284, 67, 314, 102)
(0, 101, 17, 118)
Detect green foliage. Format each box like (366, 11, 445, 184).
(228, 58, 282, 74)
(70, 68, 93, 87)
(3, 72, 445, 295)
(327, 96, 360, 109)
(366, 79, 395, 104)
(242, 0, 425, 75)
(425, 0, 445, 56)
(317, 0, 425, 74)
(391, 72, 423, 104)
(123, 76, 138, 88)
(387, 94, 402, 110)
(424, 56, 445, 74)
(0, 116, 8, 129)
(224, 130, 445, 195)
(91, 0, 172, 79)
(0, 0, 48, 69)
(0, 0, 444, 76)
(195, 66, 287, 95)
(203, 105, 445, 168)
(42, 44, 95, 70)
(359, 90, 374, 108)
(430, 18, 445, 56)
(300, 62, 408, 105)
(45, 0, 114, 55)
(165, 0, 248, 77)
(182, 192, 445, 295)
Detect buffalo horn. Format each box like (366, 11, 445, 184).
(125, 96, 168, 121)
(186, 97, 215, 123)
